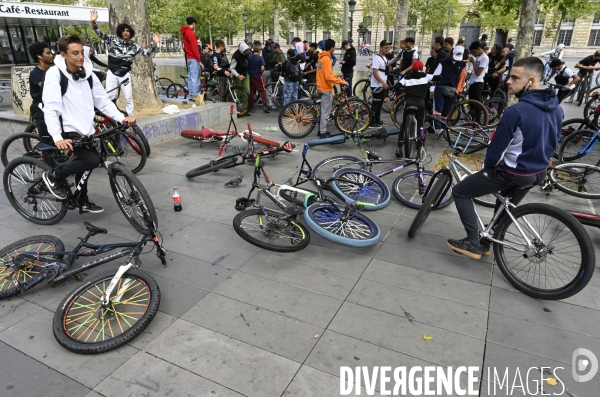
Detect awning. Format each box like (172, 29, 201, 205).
(0, 2, 108, 27)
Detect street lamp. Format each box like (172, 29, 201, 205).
(348, 0, 356, 42)
(243, 10, 248, 43)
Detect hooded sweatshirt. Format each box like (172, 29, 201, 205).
(341, 46, 356, 74)
(42, 55, 125, 143)
(181, 26, 200, 61)
(316, 51, 346, 92)
(484, 88, 563, 175)
(262, 44, 274, 66)
(230, 43, 250, 77)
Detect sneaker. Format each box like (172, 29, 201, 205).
(447, 238, 482, 259)
(368, 122, 380, 128)
(42, 171, 67, 200)
(395, 147, 403, 158)
(263, 108, 270, 113)
(318, 132, 331, 139)
(480, 239, 491, 256)
(564, 98, 573, 103)
(434, 129, 444, 139)
(78, 198, 104, 213)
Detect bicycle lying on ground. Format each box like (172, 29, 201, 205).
(233, 144, 383, 251)
(3, 123, 157, 235)
(407, 121, 595, 300)
(0, 220, 166, 354)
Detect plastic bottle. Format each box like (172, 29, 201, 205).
(172, 187, 182, 212)
(419, 127, 425, 140)
(263, 126, 279, 132)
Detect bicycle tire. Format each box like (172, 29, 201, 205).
(392, 170, 453, 209)
(352, 79, 372, 102)
(447, 99, 489, 127)
(278, 100, 318, 139)
(493, 203, 595, 300)
(382, 90, 395, 113)
(106, 131, 147, 174)
(25, 122, 37, 134)
(53, 268, 160, 354)
(484, 98, 507, 126)
(265, 82, 284, 110)
(3, 157, 67, 225)
(558, 129, 600, 165)
(389, 95, 406, 130)
(408, 172, 451, 238)
(130, 124, 151, 156)
(312, 155, 365, 179)
(303, 202, 380, 247)
(333, 98, 372, 133)
(155, 77, 173, 96)
(186, 157, 238, 178)
(404, 113, 417, 159)
(596, 73, 600, 87)
(108, 164, 157, 235)
(549, 163, 600, 199)
(582, 90, 600, 125)
(576, 75, 590, 106)
(233, 209, 310, 252)
(1, 132, 42, 167)
(492, 88, 507, 102)
(225, 86, 250, 117)
(0, 235, 64, 299)
(165, 83, 186, 99)
(330, 168, 390, 210)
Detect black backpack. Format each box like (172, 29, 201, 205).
(58, 69, 94, 96)
(287, 61, 301, 82)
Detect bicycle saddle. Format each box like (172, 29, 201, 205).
(34, 142, 58, 151)
(405, 106, 419, 111)
(83, 221, 107, 235)
(504, 185, 532, 199)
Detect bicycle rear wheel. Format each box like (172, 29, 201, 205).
(265, 82, 284, 110)
(233, 209, 310, 252)
(392, 170, 453, 209)
(225, 86, 250, 117)
(447, 99, 489, 127)
(330, 168, 390, 210)
(186, 157, 238, 178)
(165, 83, 186, 99)
(278, 100, 318, 139)
(303, 203, 380, 247)
(1, 132, 42, 167)
(583, 91, 600, 125)
(390, 96, 406, 130)
(312, 155, 365, 179)
(408, 172, 451, 237)
(334, 99, 371, 133)
(0, 235, 64, 299)
(108, 164, 157, 235)
(493, 203, 595, 300)
(484, 98, 507, 126)
(558, 129, 600, 165)
(3, 157, 67, 225)
(130, 124, 150, 156)
(404, 114, 417, 159)
(549, 163, 600, 199)
(352, 79, 372, 102)
(156, 77, 173, 96)
(53, 268, 160, 354)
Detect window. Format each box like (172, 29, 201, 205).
(594, 12, 600, 24)
(557, 30, 573, 46)
(322, 31, 331, 40)
(245, 32, 253, 44)
(384, 31, 394, 45)
(0, 28, 14, 64)
(305, 31, 312, 42)
(287, 31, 294, 44)
(533, 30, 543, 46)
(589, 30, 600, 46)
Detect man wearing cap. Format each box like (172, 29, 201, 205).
(369, 39, 392, 128)
(269, 42, 286, 82)
(230, 42, 252, 106)
(431, 46, 467, 137)
(548, 58, 579, 103)
(339, 40, 356, 96)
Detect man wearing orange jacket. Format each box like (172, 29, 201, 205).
(316, 39, 348, 138)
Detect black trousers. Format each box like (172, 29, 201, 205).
(452, 165, 546, 246)
(30, 105, 56, 168)
(468, 82, 484, 103)
(400, 97, 426, 146)
(371, 86, 387, 123)
(343, 72, 353, 96)
(556, 89, 571, 103)
(53, 132, 101, 200)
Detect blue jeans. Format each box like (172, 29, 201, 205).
(343, 72, 353, 96)
(283, 81, 299, 105)
(186, 59, 200, 98)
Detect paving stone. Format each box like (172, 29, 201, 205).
(239, 252, 359, 300)
(0, 213, 81, 239)
(95, 351, 243, 397)
(0, 297, 43, 332)
(182, 293, 322, 362)
(283, 364, 380, 397)
(1, 340, 91, 397)
(212, 271, 343, 327)
(0, 308, 137, 388)
(144, 319, 300, 396)
(127, 310, 177, 349)
(145, 273, 209, 317)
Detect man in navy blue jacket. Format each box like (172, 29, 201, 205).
(447, 57, 563, 259)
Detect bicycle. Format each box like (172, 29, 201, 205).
(539, 162, 600, 199)
(203, 74, 250, 117)
(557, 127, 600, 166)
(406, 125, 595, 300)
(232, 144, 382, 251)
(154, 68, 174, 96)
(165, 74, 189, 99)
(278, 89, 371, 138)
(572, 70, 593, 106)
(358, 46, 372, 56)
(0, 220, 166, 354)
(3, 123, 158, 235)
(265, 78, 319, 111)
(582, 90, 600, 127)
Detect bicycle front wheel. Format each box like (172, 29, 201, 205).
(493, 203, 595, 300)
(155, 77, 173, 96)
(3, 157, 67, 225)
(334, 99, 371, 133)
(352, 79, 372, 102)
(109, 164, 157, 235)
(233, 209, 310, 252)
(408, 172, 451, 237)
(312, 155, 365, 179)
(549, 163, 600, 199)
(330, 168, 390, 210)
(558, 129, 600, 165)
(106, 131, 147, 174)
(165, 83, 186, 99)
(448, 99, 489, 127)
(130, 124, 150, 156)
(303, 203, 380, 247)
(265, 82, 284, 110)
(53, 268, 160, 354)
(0, 235, 64, 299)
(392, 170, 453, 209)
(225, 86, 250, 117)
(279, 100, 318, 139)
(390, 95, 406, 130)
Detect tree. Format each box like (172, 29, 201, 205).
(108, 0, 162, 111)
(392, 0, 410, 51)
(410, 0, 464, 50)
(514, 0, 537, 61)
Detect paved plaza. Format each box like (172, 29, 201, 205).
(1, 99, 599, 396)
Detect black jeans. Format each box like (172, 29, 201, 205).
(30, 105, 56, 168)
(400, 96, 426, 146)
(53, 132, 101, 200)
(343, 72, 353, 96)
(556, 89, 571, 103)
(468, 82, 484, 103)
(371, 86, 387, 123)
(452, 166, 547, 246)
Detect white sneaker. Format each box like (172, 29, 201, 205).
(434, 129, 444, 139)
(564, 98, 573, 103)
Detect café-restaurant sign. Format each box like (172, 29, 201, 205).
(0, 2, 108, 22)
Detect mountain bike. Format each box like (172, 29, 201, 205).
(352, 71, 372, 103)
(165, 74, 190, 99)
(572, 70, 594, 106)
(233, 144, 382, 251)
(3, 123, 157, 235)
(154, 68, 173, 97)
(0, 220, 166, 354)
(278, 89, 371, 138)
(557, 127, 600, 166)
(407, 125, 595, 300)
(582, 90, 600, 127)
(539, 162, 600, 199)
(265, 78, 318, 111)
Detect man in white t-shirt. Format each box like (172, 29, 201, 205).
(293, 37, 306, 71)
(467, 41, 488, 103)
(549, 58, 579, 103)
(370, 39, 392, 128)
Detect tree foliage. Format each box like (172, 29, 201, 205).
(410, 0, 464, 47)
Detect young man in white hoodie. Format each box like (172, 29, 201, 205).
(42, 35, 134, 213)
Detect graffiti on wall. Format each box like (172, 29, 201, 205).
(140, 112, 204, 140)
(12, 66, 34, 115)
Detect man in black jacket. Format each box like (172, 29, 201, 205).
(339, 40, 356, 96)
(432, 36, 448, 70)
(262, 39, 274, 82)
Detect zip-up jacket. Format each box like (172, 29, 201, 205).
(399, 71, 441, 99)
(42, 56, 125, 143)
(316, 51, 346, 92)
(341, 46, 356, 74)
(93, 25, 155, 72)
(484, 88, 563, 175)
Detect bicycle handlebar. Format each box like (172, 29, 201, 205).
(71, 122, 129, 147)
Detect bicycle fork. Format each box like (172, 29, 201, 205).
(100, 252, 140, 306)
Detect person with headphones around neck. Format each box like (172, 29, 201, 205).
(41, 35, 135, 213)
